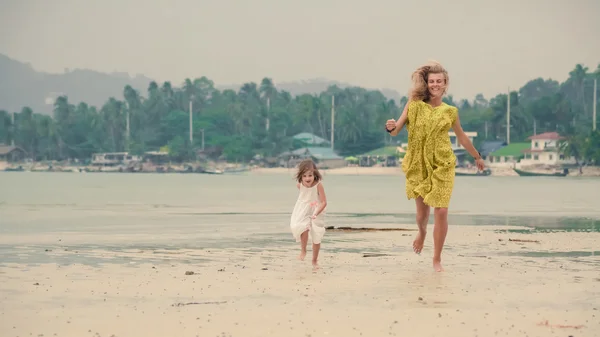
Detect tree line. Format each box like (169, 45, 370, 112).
(0, 64, 599, 163)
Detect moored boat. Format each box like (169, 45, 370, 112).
(513, 168, 568, 177)
(455, 168, 491, 176)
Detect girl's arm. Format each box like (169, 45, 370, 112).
(388, 100, 411, 137)
(296, 182, 300, 189)
(312, 183, 328, 218)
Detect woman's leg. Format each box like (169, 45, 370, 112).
(413, 197, 430, 254)
(432, 207, 449, 272)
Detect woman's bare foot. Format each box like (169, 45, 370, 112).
(433, 259, 444, 272)
(412, 230, 426, 254)
(298, 250, 307, 261)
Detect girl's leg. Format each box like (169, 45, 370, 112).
(298, 230, 309, 260)
(413, 197, 430, 254)
(312, 243, 320, 269)
(432, 207, 449, 272)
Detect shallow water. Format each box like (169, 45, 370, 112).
(1, 172, 599, 266)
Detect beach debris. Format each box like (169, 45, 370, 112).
(172, 301, 227, 307)
(509, 238, 540, 243)
(362, 253, 391, 258)
(536, 320, 584, 329)
(326, 226, 416, 232)
(418, 297, 423, 301)
(261, 267, 268, 270)
(33, 282, 39, 286)
(184, 271, 195, 275)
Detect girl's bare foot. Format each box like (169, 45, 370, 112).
(312, 260, 319, 270)
(433, 258, 444, 272)
(298, 250, 307, 261)
(412, 230, 426, 254)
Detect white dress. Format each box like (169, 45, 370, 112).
(290, 181, 326, 244)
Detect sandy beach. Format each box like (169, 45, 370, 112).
(1, 225, 599, 337)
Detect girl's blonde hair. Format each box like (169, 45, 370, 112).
(295, 159, 322, 183)
(409, 60, 449, 102)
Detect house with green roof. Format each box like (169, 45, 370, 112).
(278, 146, 345, 169)
(487, 143, 530, 167)
(292, 132, 330, 148)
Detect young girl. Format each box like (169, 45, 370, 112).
(289, 159, 328, 269)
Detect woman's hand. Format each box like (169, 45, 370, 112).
(385, 119, 396, 132)
(475, 158, 485, 171)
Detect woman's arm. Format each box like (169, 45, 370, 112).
(387, 100, 411, 137)
(312, 183, 328, 218)
(452, 113, 481, 160)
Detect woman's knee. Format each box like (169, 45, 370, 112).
(434, 207, 448, 218)
(416, 211, 428, 224)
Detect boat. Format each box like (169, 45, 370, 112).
(195, 166, 223, 175)
(513, 168, 568, 177)
(4, 165, 24, 172)
(200, 169, 223, 175)
(223, 165, 251, 174)
(455, 168, 491, 176)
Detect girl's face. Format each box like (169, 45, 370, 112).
(427, 73, 446, 98)
(301, 170, 315, 186)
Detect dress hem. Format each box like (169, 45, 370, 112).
(406, 192, 451, 209)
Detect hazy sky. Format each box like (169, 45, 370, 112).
(1, 0, 599, 100)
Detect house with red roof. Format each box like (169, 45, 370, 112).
(518, 132, 576, 166)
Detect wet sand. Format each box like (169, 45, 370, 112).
(1, 225, 599, 337)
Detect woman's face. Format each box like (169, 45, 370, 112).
(427, 73, 446, 98)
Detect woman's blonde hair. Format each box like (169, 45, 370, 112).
(409, 60, 449, 102)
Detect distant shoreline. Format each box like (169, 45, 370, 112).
(250, 166, 600, 177)
(251, 166, 404, 176)
(2, 162, 600, 177)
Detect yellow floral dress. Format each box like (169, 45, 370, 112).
(401, 100, 458, 208)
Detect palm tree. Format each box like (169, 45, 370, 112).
(568, 64, 589, 116)
(259, 77, 277, 132)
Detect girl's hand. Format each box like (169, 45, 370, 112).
(311, 214, 317, 219)
(475, 158, 485, 171)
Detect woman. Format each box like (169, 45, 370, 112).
(385, 60, 485, 272)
